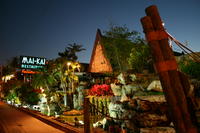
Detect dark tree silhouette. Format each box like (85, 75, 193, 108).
(58, 43, 85, 61)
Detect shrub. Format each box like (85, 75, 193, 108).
(179, 60, 200, 80)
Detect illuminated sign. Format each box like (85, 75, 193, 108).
(21, 70, 38, 74)
(20, 56, 46, 69)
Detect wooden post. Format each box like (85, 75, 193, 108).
(140, 5, 198, 133)
(146, 5, 197, 132)
(84, 97, 90, 133)
(179, 72, 198, 125)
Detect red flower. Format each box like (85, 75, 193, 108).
(89, 84, 113, 96)
(33, 88, 43, 94)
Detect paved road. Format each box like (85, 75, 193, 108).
(0, 101, 64, 133)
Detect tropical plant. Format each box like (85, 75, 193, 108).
(128, 43, 153, 73)
(56, 43, 84, 109)
(102, 24, 146, 72)
(58, 43, 85, 61)
(16, 83, 40, 105)
(52, 59, 68, 104)
(179, 59, 200, 80)
(32, 62, 58, 115)
(53, 59, 81, 109)
(1, 79, 22, 101)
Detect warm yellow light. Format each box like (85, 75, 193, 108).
(76, 63, 80, 68)
(67, 62, 71, 66)
(40, 87, 44, 93)
(2, 74, 15, 82)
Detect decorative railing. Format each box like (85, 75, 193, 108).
(88, 96, 111, 124)
(83, 96, 132, 133)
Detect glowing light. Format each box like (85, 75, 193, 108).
(40, 87, 44, 93)
(22, 70, 37, 74)
(2, 74, 15, 82)
(67, 62, 71, 66)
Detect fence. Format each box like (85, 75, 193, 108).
(89, 96, 111, 124)
(84, 96, 134, 133)
(84, 96, 113, 133)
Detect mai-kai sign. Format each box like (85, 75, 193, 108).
(20, 56, 46, 69)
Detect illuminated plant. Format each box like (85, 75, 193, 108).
(89, 84, 114, 96)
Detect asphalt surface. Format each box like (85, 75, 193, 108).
(0, 101, 65, 133)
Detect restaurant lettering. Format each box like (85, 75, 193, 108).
(20, 56, 46, 69)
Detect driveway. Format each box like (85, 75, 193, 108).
(0, 101, 64, 133)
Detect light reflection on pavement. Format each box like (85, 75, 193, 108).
(0, 101, 64, 133)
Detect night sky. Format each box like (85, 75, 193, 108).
(0, 0, 200, 64)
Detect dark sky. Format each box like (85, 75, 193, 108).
(0, 0, 200, 64)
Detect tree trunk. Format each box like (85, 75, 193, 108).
(63, 87, 67, 107)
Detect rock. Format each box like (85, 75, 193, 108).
(147, 80, 163, 92)
(140, 127, 175, 133)
(120, 87, 129, 102)
(93, 118, 107, 128)
(73, 94, 79, 109)
(136, 99, 168, 114)
(117, 73, 126, 85)
(108, 101, 124, 119)
(127, 99, 138, 109)
(135, 113, 170, 127)
(134, 95, 166, 102)
(110, 83, 122, 96)
(76, 85, 85, 110)
(40, 103, 48, 115)
(107, 97, 171, 132)
(93, 121, 103, 128)
(120, 85, 143, 102)
(137, 99, 152, 112)
(129, 74, 137, 81)
(109, 101, 136, 118)
(128, 98, 170, 128)
(124, 84, 142, 95)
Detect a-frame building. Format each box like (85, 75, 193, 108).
(88, 29, 113, 73)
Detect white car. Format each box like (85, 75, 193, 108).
(32, 105, 40, 111)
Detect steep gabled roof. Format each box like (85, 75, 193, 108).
(89, 29, 102, 67)
(88, 29, 113, 73)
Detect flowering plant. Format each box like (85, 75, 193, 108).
(33, 88, 43, 94)
(89, 84, 114, 96)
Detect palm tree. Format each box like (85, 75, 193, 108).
(56, 43, 85, 109)
(52, 58, 69, 108)
(58, 43, 85, 61)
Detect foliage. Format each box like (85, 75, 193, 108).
(32, 61, 60, 115)
(33, 65, 57, 93)
(32, 65, 57, 91)
(58, 43, 85, 61)
(102, 24, 148, 72)
(1, 79, 22, 98)
(53, 59, 80, 92)
(6, 90, 17, 102)
(89, 84, 114, 96)
(128, 43, 153, 73)
(179, 59, 200, 80)
(16, 83, 40, 105)
(55, 46, 82, 108)
(2, 56, 19, 76)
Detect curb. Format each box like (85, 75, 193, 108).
(11, 105, 83, 133)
